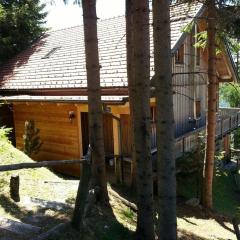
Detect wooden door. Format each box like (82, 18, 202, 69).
(80, 112, 114, 156)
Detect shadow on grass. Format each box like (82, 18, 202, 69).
(0, 192, 133, 240)
(177, 169, 239, 235)
(0, 194, 33, 220)
(178, 229, 210, 240)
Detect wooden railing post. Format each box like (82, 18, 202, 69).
(182, 137, 185, 154)
(221, 118, 223, 139)
(230, 116, 232, 132)
(115, 156, 122, 184)
(10, 174, 20, 202)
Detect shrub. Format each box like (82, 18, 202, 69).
(23, 120, 42, 157)
(0, 127, 12, 142)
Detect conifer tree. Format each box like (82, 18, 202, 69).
(0, 0, 47, 64)
(23, 120, 42, 157)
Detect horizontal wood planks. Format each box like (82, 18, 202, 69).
(13, 103, 81, 177)
(120, 114, 132, 156)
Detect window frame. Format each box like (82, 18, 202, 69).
(175, 44, 185, 65)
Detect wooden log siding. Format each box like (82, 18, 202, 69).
(13, 103, 81, 176)
(172, 34, 207, 137)
(120, 114, 132, 156)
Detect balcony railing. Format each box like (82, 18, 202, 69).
(150, 107, 240, 158)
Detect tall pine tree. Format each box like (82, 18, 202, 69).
(0, 0, 47, 65)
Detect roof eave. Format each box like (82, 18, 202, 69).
(171, 4, 206, 54)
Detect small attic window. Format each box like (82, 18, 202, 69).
(42, 47, 61, 59)
(175, 44, 184, 64)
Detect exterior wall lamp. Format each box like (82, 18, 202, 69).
(69, 111, 75, 122)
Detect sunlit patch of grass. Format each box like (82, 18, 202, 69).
(121, 208, 135, 222)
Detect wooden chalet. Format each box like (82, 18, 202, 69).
(0, 2, 239, 177)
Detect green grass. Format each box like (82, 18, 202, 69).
(177, 165, 240, 218)
(0, 138, 67, 220)
(0, 138, 61, 194)
(0, 139, 133, 239)
(213, 170, 239, 217)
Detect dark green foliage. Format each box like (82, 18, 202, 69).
(217, 3, 240, 38)
(0, 0, 47, 65)
(23, 120, 42, 157)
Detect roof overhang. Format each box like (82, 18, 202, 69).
(171, 4, 206, 54)
(0, 95, 129, 105)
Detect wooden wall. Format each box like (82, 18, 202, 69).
(13, 103, 81, 176)
(120, 114, 132, 156)
(172, 33, 207, 137)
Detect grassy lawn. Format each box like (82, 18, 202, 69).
(177, 165, 240, 218)
(0, 133, 134, 239)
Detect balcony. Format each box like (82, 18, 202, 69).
(150, 107, 240, 158)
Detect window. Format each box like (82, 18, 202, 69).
(42, 47, 61, 59)
(195, 100, 201, 119)
(175, 44, 184, 64)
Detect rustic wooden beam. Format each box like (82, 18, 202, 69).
(31, 223, 69, 240)
(108, 188, 137, 212)
(0, 159, 84, 172)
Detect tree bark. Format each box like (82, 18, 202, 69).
(125, 0, 136, 187)
(202, 0, 217, 209)
(81, 0, 108, 200)
(71, 159, 91, 229)
(152, 0, 177, 239)
(132, 1, 154, 239)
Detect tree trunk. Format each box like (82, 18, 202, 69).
(132, 1, 154, 239)
(202, 0, 217, 209)
(125, 0, 136, 187)
(71, 159, 91, 229)
(152, 0, 177, 239)
(81, 0, 108, 200)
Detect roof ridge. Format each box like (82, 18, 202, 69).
(45, 2, 202, 34)
(46, 15, 125, 34)
(47, 25, 81, 34)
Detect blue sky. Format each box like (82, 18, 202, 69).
(42, 0, 125, 30)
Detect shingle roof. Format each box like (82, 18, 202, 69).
(0, 2, 203, 92)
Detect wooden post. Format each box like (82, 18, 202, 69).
(112, 114, 122, 183)
(115, 156, 122, 183)
(182, 137, 185, 154)
(10, 175, 20, 202)
(221, 118, 223, 139)
(223, 134, 231, 160)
